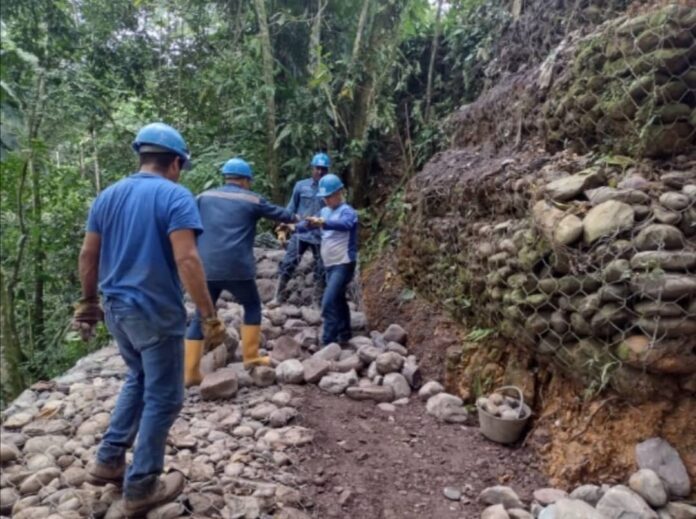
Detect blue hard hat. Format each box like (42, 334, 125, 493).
(310, 152, 331, 169)
(132, 122, 192, 170)
(221, 158, 253, 178)
(316, 173, 344, 197)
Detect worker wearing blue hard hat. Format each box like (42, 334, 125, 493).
(274, 152, 331, 305)
(74, 122, 225, 515)
(296, 173, 358, 346)
(185, 157, 299, 381)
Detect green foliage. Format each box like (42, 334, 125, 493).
(1, 0, 512, 400)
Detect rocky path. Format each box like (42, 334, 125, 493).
(0, 248, 550, 518)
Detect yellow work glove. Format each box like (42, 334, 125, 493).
(72, 297, 104, 342)
(202, 317, 226, 352)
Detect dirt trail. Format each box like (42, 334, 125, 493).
(294, 386, 546, 518)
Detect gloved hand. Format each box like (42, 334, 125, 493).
(72, 297, 104, 342)
(202, 317, 227, 352)
(275, 223, 296, 248)
(305, 216, 324, 228)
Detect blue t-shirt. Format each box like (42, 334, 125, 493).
(86, 172, 203, 334)
(197, 184, 296, 280)
(286, 178, 324, 244)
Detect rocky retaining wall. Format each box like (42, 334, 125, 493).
(399, 3, 696, 404)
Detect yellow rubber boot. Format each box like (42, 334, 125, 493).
(184, 339, 204, 387)
(242, 325, 271, 370)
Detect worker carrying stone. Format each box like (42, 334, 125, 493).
(185, 158, 299, 385)
(73, 122, 226, 516)
(274, 152, 331, 305)
(296, 173, 358, 346)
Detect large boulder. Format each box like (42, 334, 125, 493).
(275, 360, 305, 385)
(200, 369, 239, 400)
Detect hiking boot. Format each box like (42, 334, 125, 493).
(88, 461, 125, 487)
(123, 472, 184, 517)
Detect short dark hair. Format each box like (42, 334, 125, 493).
(139, 152, 180, 171)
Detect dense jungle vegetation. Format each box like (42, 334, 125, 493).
(0, 0, 509, 401)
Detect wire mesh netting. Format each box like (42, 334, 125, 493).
(400, 3, 695, 400)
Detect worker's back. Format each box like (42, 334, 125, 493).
(86, 172, 202, 331)
(197, 184, 294, 281)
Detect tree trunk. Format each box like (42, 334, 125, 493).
(30, 156, 45, 344)
(0, 268, 25, 399)
(91, 127, 101, 193)
(424, 0, 444, 124)
(345, 0, 407, 207)
(253, 0, 280, 202)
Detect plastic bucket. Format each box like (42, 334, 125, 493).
(477, 385, 531, 444)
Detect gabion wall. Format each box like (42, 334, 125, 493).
(400, 3, 696, 402)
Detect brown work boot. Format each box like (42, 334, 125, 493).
(87, 461, 125, 487)
(123, 471, 184, 517)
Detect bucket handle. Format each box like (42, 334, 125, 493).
(494, 385, 525, 419)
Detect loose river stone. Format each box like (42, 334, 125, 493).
(318, 370, 358, 394)
(382, 373, 411, 400)
(19, 467, 61, 494)
(596, 485, 658, 519)
(251, 366, 276, 387)
(629, 469, 668, 507)
(0, 443, 20, 464)
(443, 487, 461, 501)
(271, 336, 301, 362)
(426, 393, 468, 423)
(302, 358, 331, 383)
(569, 484, 604, 506)
(482, 504, 510, 519)
(276, 359, 305, 384)
(540, 498, 606, 519)
(533, 488, 568, 506)
(0, 488, 19, 515)
(382, 324, 408, 344)
(269, 407, 297, 428)
(345, 385, 395, 402)
(636, 438, 691, 497)
(479, 485, 524, 509)
(200, 368, 239, 400)
(418, 381, 444, 400)
(4, 412, 34, 429)
(376, 352, 405, 375)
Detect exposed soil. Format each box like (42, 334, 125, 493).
(293, 385, 548, 519)
(361, 253, 463, 384)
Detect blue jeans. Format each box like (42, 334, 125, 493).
(186, 280, 261, 340)
(321, 262, 355, 345)
(98, 300, 184, 499)
(278, 234, 324, 287)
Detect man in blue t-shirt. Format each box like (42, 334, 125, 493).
(184, 158, 298, 385)
(72, 123, 226, 517)
(274, 152, 330, 305)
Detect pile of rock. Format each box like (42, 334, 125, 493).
(476, 391, 529, 421)
(249, 247, 360, 308)
(196, 311, 469, 424)
(476, 437, 694, 519)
